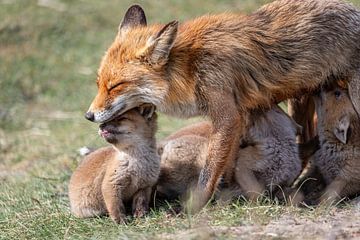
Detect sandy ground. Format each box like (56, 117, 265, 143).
(160, 205, 360, 240)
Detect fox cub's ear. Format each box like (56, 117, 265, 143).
(334, 115, 350, 144)
(139, 104, 156, 120)
(140, 21, 178, 66)
(348, 77, 360, 119)
(119, 5, 147, 36)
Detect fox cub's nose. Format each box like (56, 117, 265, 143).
(85, 111, 95, 122)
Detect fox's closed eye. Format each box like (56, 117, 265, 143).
(109, 82, 124, 91)
(118, 117, 129, 121)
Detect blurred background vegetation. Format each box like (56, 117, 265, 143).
(0, 0, 275, 170)
(0, 0, 273, 130)
(1, 0, 360, 239)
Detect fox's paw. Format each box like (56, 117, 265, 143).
(184, 188, 210, 215)
(133, 207, 148, 218)
(110, 213, 127, 224)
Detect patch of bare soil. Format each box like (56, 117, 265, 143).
(160, 207, 360, 240)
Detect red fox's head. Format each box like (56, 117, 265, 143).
(85, 5, 178, 123)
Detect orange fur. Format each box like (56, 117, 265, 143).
(86, 1, 360, 212)
(69, 107, 159, 223)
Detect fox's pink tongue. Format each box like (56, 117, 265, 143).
(99, 129, 110, 138)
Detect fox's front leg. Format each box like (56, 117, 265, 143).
(234, 146, 265, 201)
(132, 187, 152, 218)
(188, 95, 247, 213)
(101, 172, 128, 224)
(101, 183, 126, 224)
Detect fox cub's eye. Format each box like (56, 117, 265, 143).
(334, 90, 341, 99)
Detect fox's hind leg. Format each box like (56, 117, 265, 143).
(288, 96, 316, 143)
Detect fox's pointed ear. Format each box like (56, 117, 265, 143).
(142, 21, 178, 65)
(334, 115, 350, 144)
(119, 5, 147, 36)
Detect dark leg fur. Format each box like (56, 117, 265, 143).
(132, 187, 152, 218)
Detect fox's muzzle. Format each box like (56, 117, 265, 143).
(86, 92, 151, 123)
(85, 111, 95, 122)
(85, 101, 128, 123)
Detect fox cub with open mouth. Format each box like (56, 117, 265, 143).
(69, 105, 159, 223)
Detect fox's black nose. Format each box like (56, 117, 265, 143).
(85, 111, 95, 122)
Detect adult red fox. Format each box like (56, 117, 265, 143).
(85, 0, 360, 212)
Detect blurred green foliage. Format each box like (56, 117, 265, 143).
(0, 0, 273, 130)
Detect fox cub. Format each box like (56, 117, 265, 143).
(157, 106, 302, 202)
(69, 106, 159, 223)
(302, 84, 360, 204)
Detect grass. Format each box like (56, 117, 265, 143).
(1, 0, 360, 239)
